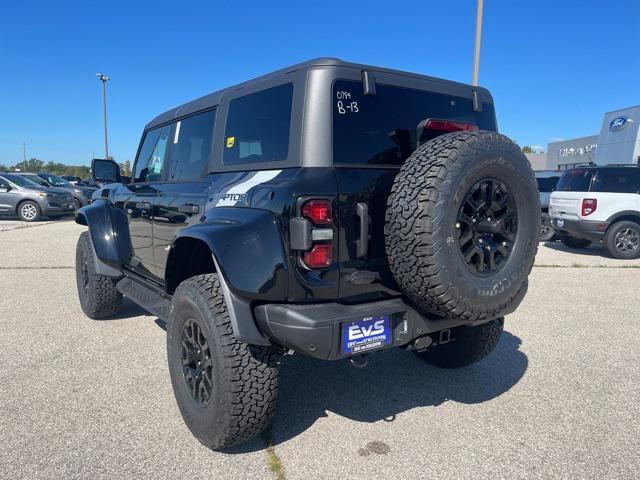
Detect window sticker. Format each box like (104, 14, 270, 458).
(226, 136, 235, 148)
(173, 121, 181, 144)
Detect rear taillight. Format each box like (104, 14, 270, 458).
(303, 243, 332, 269)
(423, 119, 479, 133)
(298, 198, 333, 269)
(582, 198, 597, 216)
(302, 199, 332, 225)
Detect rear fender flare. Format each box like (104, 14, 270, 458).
(170, 207, 288, 346)
(173, 207, 288, 300)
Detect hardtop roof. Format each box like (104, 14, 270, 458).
(145, 57, 488, 130)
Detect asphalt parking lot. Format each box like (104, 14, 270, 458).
(1, 221, 639, 479)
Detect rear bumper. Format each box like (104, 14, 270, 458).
(551, 217, 608, 243)
(254, 298, 499, 360)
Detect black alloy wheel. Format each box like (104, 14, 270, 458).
(181, 318, 214, 407)
(457, 178, 518, 276)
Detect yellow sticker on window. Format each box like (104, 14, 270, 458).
(226, 136, 235, 148)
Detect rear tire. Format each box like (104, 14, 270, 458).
(17, 200, 42, 222)
(75, 232, 123, 319)
(539, 214, 557, 242)
(560, 235, 591, 249)
(167, 274, 280, 450)
(385, 131, 539, 321)
(604, 221, 640, 259)
(415, 319, 504, 368)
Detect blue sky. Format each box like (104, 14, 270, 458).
(1, 0, 638, 166)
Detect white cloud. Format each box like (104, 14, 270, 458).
(549, 137, 565, 143)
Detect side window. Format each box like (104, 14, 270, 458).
(593, 170, 640, 193)
(169, 109, 216, 181)
(133, 126, 171, 183)
(223, 83, 293, 165)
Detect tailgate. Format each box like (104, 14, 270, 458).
(549, 192, 583, 220)
(335, 168, 401, 300)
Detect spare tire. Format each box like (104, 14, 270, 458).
(385, 131, 539, 321)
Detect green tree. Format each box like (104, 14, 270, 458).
(522, 146, 534, 153)
(0, 163, 8, 172)
(120, 159, 131, 176)
(14, 158, 44, 172)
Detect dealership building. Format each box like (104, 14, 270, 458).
(529, 105, 640, 171)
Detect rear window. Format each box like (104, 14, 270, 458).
(332, 80, 497, 165)
(591, 169, 640, 194)
(536, 176, 560, 193)
(556, 169, 594, 192)
(223, 83, 293, 165)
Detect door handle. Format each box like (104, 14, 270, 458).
(178, 203, 199, 214)
(135, 201, 151, 210)
(356, 202, 370, 259)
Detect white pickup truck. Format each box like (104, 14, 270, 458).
(549, 166, 640, 259)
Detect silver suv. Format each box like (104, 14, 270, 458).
(0, 173, 75, 221)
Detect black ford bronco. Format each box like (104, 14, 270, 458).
(75, 58, 539, 449)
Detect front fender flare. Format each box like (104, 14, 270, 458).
(75, 199, 132, 276)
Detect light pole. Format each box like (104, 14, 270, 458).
(472, 0, 484, 86)
(96, 73, 110, 159)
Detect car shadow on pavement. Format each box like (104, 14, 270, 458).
(100, 298, 149, 320)
(542, 242, 608, 258)
(226, 330, 527, 453)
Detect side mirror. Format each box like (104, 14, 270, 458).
(0, 186, 11, 193)
(91, 158, 121, 184)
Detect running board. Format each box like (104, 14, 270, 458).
(116, 271, 171, 320)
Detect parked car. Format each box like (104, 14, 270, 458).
(15, 172, 96, 209)
(61, 175, 82, 185)
(535, 170, 562, 242)
(0, 172, 75, 221)
(74, 58, 540, 449)
(549, 165, 640, 258)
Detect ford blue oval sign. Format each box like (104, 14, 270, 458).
(610, 116, 632, 131)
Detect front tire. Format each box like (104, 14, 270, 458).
(167, 274, 280, 450)
(17, 200, 42, 222)
(604, 221, 640, 259)
(415, 319, 504, 368)
(560, 235, 591, 249)
(75, 232, 123, 319)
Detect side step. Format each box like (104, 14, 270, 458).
(116, 271, 171, 320)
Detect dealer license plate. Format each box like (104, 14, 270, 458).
(341, 315, 392, 355)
